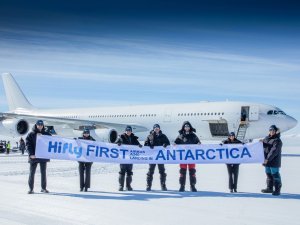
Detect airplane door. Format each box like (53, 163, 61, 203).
(163, 109, 172, 122)
(249, 105, 259, 121)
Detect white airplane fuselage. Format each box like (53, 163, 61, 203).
(13, 101, 297, 142)
(0, 73, 298, 142)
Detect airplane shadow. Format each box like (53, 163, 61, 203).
(48, 190, 300, 201)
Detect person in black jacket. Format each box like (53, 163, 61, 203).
(116, 125, 142, 191)
(222, 132, 242, 193)
(144, 124, 170, 191)
(78, 129, 95, 192)
(175, 121, 201, 192)
(261, 125, 283, 196)
(19, 137, 26, 155)
(26, 120, 51, 194)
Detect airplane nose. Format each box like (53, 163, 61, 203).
(287, 116, 298, 130)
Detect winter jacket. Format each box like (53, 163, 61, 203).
(175, 121, 201, 145)
(26, 125, 51, 163)
(20, 140, 26, 151)
(222, 138, 242, 145)
(222, 138, 243, 165)
(78, 135, 95, 164)
(116, 133, 141, 146)
(144, 130, 170, 147)
(263, 133, 282, 167)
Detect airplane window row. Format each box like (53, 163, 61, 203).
(267, 110, 286, 115)
(89, 115, 138, 118)
(177, 112, 225, 116)
(61, 116, 78, 119)
(140, 114, 157, 117)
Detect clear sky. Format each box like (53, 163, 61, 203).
(0, 0, 299, 133)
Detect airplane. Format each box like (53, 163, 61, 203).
(0, 73, 297, 143)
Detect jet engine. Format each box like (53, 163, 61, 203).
(2, 119, 29, 136)
(73, 128, 118, 143)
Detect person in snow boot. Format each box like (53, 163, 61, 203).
(26, 120, 51, 194)
(222, 132, 243, 193)
(175, 121, 201, 192)
(116, 125, 142, 191)
(144, 124, 170, 191)
(261, 125, 283, 196)
(78, 129, 95, 192)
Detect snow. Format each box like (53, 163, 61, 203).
(0, 140, 300, 225)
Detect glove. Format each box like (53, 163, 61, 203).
(163, 143, 168, 148)
(262, 160, 268, 166)
(242, 142, 245, 145)
(150, 145, 154, 149)
(219, 143, 223, 146)
(117, 142, 121, 146)
(139, 144, 143, 148)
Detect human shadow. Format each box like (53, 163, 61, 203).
(49, 190, 300, 201)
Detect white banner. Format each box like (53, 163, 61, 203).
(36, 135, 264, 164)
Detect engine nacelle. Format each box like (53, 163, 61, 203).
(73, 128, 118, 143)
(94, 129, 118, 143)
(2, 119, 29, 136)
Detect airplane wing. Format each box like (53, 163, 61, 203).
(0, 112, 148, 132)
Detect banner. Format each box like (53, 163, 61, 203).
(36, 135, 264, 164)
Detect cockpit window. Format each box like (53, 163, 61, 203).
(267, 110, 286, 115)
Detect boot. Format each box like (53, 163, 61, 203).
(190, 175, 197, 192)
(179, 168, 186, 192)
(272, 183, 282, 196)
(189, 168, 197, 192)
(261, 173, 273, 193)
(118, 174, 125, 191)
(272, 173, 282, 196)
(160, 173, 167, 191)
(146, 173, 153, 191)
(126, 175, 133, 191)
(179, 185, 185, 192)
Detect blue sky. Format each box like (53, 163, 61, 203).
(0, 0, 299, 133)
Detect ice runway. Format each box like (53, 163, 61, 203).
(0, 141, 299, 225)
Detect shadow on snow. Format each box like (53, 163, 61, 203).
(48, 190, 300, 201)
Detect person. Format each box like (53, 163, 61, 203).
(19, 138, 26, 155)
(222, 132, 242, 193)
(116, 125, 142, 191)
(6, 141, 11, 154)
(26, 120, 51, 194)
(78, 129, 95, 192)
(175, 121, 201, 192)
(261, 125, 283, 196)
(144, 124, 170, 191)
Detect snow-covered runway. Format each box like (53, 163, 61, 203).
(0, 141, 299, 225)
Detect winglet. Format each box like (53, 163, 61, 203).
(2, 73, 34, 111)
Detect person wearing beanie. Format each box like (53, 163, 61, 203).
(261, 125, 283, 196)
(144, 124, 170, 191)
(116, 125, 142, 191)
(78, 129, 95, 192)
(26, 120, 51, 194)
(222, 132, 243, 193)
(175, 121, 201, 192)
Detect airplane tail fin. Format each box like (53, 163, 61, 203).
(2, 73, 34, 111)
